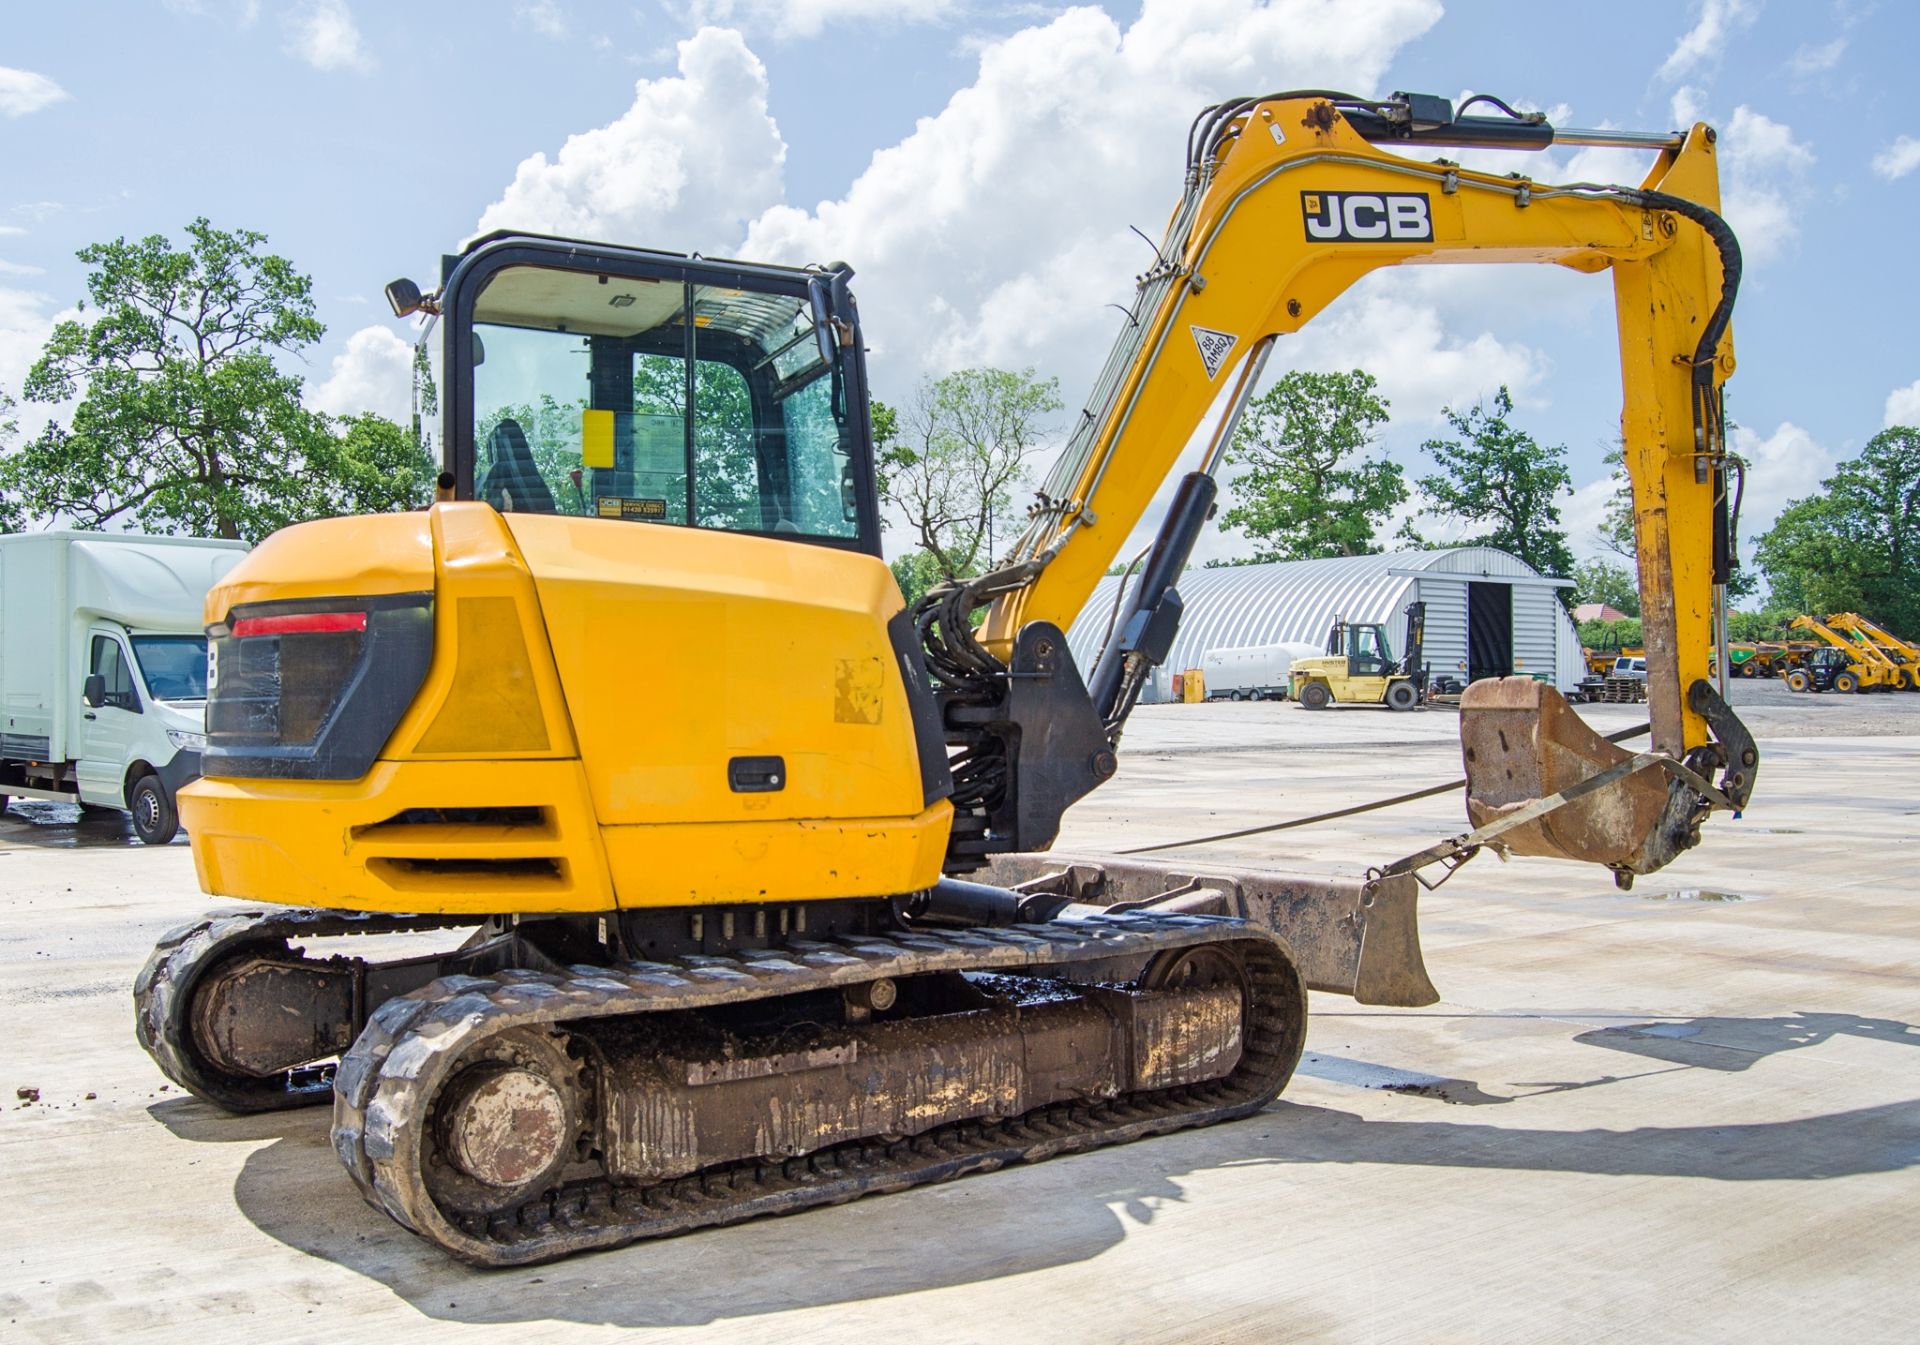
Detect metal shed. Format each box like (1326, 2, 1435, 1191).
(1064, 546, 1581, 704)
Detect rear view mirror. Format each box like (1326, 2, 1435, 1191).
(82, 674, 106, 708)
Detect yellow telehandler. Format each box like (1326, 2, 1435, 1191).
(137, 90, 1755, 1265)
(1787, 615, 1893, 692)
(1827, 612, 1920, 690)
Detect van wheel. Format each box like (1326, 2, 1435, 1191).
(130, 775, 179, 845)
(1299, 682, 1332, 711)
(1385, 681, 1419, 712)
(1227, 690, 1244, 702)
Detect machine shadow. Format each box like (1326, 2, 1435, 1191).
(1573, 1011, 1920, 1071)
(148, 1022, 1920, 1332)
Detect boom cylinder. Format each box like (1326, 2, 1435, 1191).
(1086, 471, 1217, 725)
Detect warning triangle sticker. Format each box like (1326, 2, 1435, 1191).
(1191, 325, 1237, 380)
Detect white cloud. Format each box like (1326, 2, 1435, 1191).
(746, 0, 1444, 394)
(1278, 283, 1547, 424)
(1673, 102, 1815, 266)
(516, 1, 567, 38)
(478, 1, 1579, 561)
(1563, 474, 1624, 564)
(1872, 136, 1920, 182)
(0, 66, 69, 118)
(165, 0, 262, 21)
(1887, 379, 1920, 430)
(0, 260, 45, 277)
(1670, 85, 1707, 128)
(1732, 420, 1835, 543)
(1657, 0, 1757, 82)
(685, 0, 954, 40)
(1564, 420, 1837, 570)
(0, 286, 71, 439)
(308, 324, 415, 422)
(0, 226, 23, 237)
(286, 1, 373, 74)
(475, 27, 785, 248)
(1790, 37, 1847, 76)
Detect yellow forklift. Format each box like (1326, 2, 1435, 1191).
(1291, 602, 1427, 711)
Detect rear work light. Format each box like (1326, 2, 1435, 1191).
(231, 610, 369, 638)
(205, 593, 433, 780)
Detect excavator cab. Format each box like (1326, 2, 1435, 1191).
(434, 234, 880, 549)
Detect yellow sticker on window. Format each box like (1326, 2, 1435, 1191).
(582, 408, 614, 469)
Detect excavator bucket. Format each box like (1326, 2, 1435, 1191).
(1459, 677, 1696, 877)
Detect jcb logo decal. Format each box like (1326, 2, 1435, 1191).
(1302, 191, 1433, 242)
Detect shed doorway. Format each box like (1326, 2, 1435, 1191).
(1467, 581, 1513, 682)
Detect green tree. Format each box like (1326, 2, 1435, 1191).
(0, 392, 19, 532)
(1727, 606, 1799, 642)
(316, 413, 437, 517)
(876, 367, 1060, 582)
(1417, 387, 1576, 582)
(1577, 617, 1642, 649)
(1217, 369, 1404, 561)
(1569, 558, 1640, 617)
(1755, 428, 1920, 628)
(888, 549, 950, 607)
(1594, 441, 1636, 561)
(0, 219, 425, 540)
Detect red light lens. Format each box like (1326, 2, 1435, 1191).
(231, 611, 369, 638)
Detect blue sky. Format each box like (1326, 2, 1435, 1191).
(3, 1, 1917, 571)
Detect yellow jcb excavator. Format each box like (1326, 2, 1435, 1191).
(136, 90, 1756, 1265)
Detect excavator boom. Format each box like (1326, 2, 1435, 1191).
(927, 91, 1755, 882)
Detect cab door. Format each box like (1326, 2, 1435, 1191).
(1345, 624, 1395, 698)
(75, 630, 144, 806)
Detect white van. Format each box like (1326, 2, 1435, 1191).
(0, 532, 248, 842)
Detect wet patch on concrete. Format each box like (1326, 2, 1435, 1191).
(1640, 889, 1750, 903)
(1296, 1052, 1511, 1105)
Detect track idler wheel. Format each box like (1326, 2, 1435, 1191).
(424, 1029, 589, 1218)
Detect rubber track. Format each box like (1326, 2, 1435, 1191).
(331, 912, 1306, 1266)
(134, 908, 481, 1112)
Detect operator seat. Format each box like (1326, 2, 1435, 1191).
(479, 418, 556, 513)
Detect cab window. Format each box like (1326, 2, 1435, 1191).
(469, 266, 859, 542)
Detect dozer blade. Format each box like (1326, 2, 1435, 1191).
(984, 854, 1438, 1007)
(1459, 677, 1702, 877)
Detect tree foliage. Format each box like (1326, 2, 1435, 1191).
(0, 218, 428, 541)
(1417, 387, 1576, 582)
(1577, 617, 1642, 649)
(1569, 558, 1640, 617)
(0, 392, 18, 532)
(888, 549, 950, 608)
(876, 367, 1060, 583)
(1217, 369, 1405, 561)
(1756, 426, 1920, 631)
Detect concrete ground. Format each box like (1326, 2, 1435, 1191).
(2, 678, 1916, 1343)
